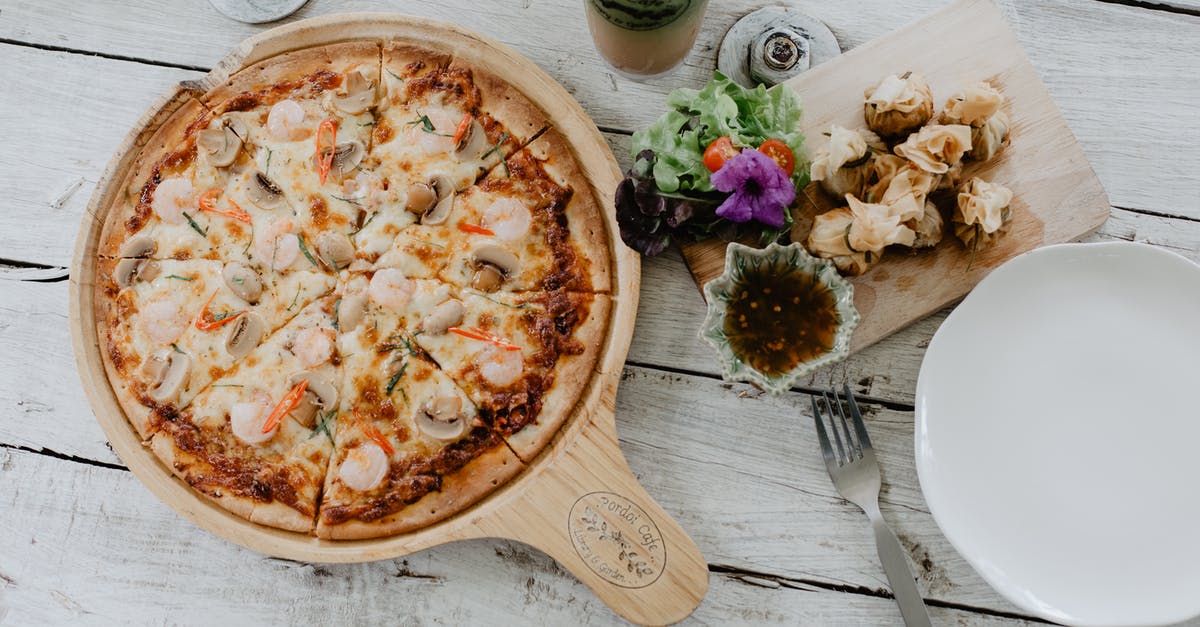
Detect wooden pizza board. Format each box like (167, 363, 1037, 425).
(681, 0, 1111, 352)
(68, 14, 706, 626)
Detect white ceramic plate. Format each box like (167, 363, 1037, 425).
(916, 242, 1200, 627)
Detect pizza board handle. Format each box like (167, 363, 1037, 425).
(473, 407, 709, 626)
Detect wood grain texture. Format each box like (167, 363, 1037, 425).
(682, 0, 1111, 353)
(0, 448, 1047, 627)
(2, 0, 1200, 624)
(0, 0, 1196, 234)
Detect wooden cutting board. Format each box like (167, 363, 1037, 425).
(681, 0, 1110, 352)
(70, 13, 706, 626)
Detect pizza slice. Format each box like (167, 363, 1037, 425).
(97, 99, 247, 262)
(352, 42, 544, 265)
(316, 274, 522, 538)
(203, 42, 383, 266)
(372, 130, 612, 293)
(149, 294, 341, 533)
(400, 285, 611, 461)
(96, 257, 332, 438)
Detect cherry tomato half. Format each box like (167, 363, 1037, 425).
(758, 138, 796, 177)
(703, 136, 740, 173)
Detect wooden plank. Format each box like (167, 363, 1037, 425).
(0, 43, 202, 266)
(0, 449, 1040, 626)
(0, 0, 1196, 222)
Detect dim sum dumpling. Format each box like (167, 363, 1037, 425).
(864, 72, 935, 138)
(910, 201, 945, 249)
(969, 110, 1010, 161)
(881, 167, 937, 221)
(953, 177, 1013, 253)
(894, 124, 972, 174)
(810, 126, 884, 199)
(933, 160, 965, 192)
(807, 207, 875, 275)
(847, 195, 916, 252)
(862, 153, 909, 203)
(939, 82, 1004, 127)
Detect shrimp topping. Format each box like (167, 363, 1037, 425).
(339, 441, 389, 491)
(292, 327, 334, 367)
(142, 299, 188, 345)
(482, 197, 532, 242)
(151, 177, 194, 225)
(230, 392, 277, 445)
(368, 268, 415, 309)
(267, 99, 308, 141)
(253, 218, 300, 271)
(476, 344, 524, 387)
(405, 108, 458, 155)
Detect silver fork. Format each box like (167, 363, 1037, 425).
(811, 386, 933, 627)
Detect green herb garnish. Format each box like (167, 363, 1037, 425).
(309, 410, 336, 445)
(182, 212, 207, 237)
(164, 274, 194, 281)
(171, 343, 185, 354)
(481, 132, 510, 160)
(407, 111, 453, 137)
(297, 234, 319, 267)
(385, 361, 407, 395)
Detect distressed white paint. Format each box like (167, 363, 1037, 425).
(2, 0, 1200, 624)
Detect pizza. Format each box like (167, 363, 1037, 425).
(94, 40, 612, 538)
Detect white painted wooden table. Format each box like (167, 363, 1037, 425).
(1, 1, 1198, 624)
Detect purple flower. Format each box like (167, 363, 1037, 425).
(710, 148, 796, 228)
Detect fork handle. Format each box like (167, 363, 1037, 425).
(867, 506, 933, 627)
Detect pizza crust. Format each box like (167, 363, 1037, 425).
(467, 64, 549, 145)
(383, 41, 452, 73)
(522, 128, 614, 293)
(203, 41, 382, 111)
(149, 432, 258, 522)
(316, 438, 524, 539)
(504, 294, 612, 462)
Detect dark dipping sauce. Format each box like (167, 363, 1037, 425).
(723, 265, 840, 377)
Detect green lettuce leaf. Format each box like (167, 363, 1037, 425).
(632, 72, 809, 195)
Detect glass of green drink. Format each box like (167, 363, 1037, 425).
(584, 0, 710, 80)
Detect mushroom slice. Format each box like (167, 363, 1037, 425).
(196, 118, 244, 167)
(143, 349, 191, 404)
(404, 182, 437, 216)
(421, 175, 455, 225)
(415, 396, 470, 441)
(248, 171, 285, 210)
(287, 371, 338, 428)
(333, 70, 377, 115)
(469, 245, 519, 292)
(318, 140, 365, 178)
(337, 292, 368, 331)
(114, 258, 160, 288)
(453, 118, 490, 161)
(422, 299, 465, 335)
(118, 236, 157, 259)
(221, 262, 263, 304)
(224, 312, 266, 358)
(316, 232, 354, 270)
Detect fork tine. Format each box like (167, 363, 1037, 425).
(843, 384, 873, 449)
(821, 392, 846, 463)
(832, 388, 860, 460)
(810, 395, 837, 467)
